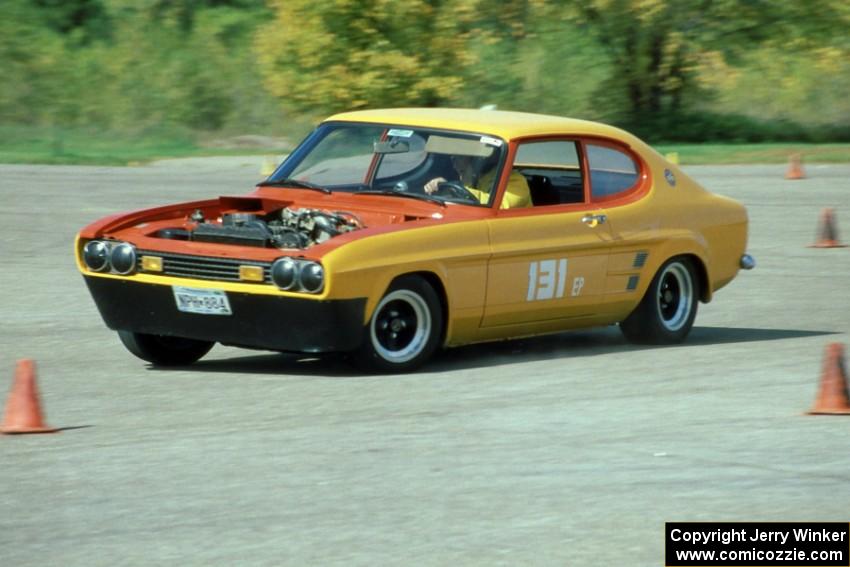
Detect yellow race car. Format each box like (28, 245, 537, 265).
(76, 108, 753, 372)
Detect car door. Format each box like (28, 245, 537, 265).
(481, 139, 614, 328)
(581, 141, 654, 313)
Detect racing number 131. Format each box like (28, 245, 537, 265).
(527, 259, 584, 301)
(527, 259, 567, 301)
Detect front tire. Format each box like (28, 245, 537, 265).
(620, 257, 699, 344)
(118, 331, 214, 366)
(354, 276, 443, 373)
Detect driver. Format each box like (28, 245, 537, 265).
(424, 154, 530, 209)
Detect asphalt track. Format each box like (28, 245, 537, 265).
(1, 158, 849, 566)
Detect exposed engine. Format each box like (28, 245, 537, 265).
(180, 207, 363, 249)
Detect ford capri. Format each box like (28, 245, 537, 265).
(76, 108, 753, 372)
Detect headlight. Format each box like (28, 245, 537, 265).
(82, 240, 110, 272)
(271, 258, 298, 290)
(299, 262, 324, 293)
(110, 243, 137, 275)
(271, 258, 324, 293)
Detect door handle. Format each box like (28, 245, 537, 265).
(581, 214, 607, 228)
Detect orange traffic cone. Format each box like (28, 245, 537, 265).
(785, 153, 805, 180)
(1, 359, 58, 434)
(808, 343, 850, 415)
(809, 208, 847, 248)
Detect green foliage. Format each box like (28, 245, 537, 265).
(703, 45, 850, 129)
(653, 143, 850, 165)
(101, 2, 276, 131)
(542, 0, 850, 125)
(32, 0, 112, 43)
(0, 123, 194, 164)
(0, 123, 289, 165)
(0, 1, 65, 124)
(455, 18, 613, 119)
(627, 111, 850, 144)
(255, 0, 479, 117)
(1, 0, 277, 134)
(1, 0, 849, 155)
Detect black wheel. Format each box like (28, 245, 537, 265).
(620, 257, 699, 344)
(436, 180, 479, 204)
(118, 331, 214, 366)
(353, 275, 443, 373)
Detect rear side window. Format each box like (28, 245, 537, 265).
(515, 141, 579, 167)
(586, 144, 639, 200)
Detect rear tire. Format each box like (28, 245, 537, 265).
(353, 275, 443, 373)
(620, 257, 699, 344)
(118, 331, 214, 366)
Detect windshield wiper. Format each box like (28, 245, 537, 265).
(354, 189, 447, 207)
(257, 178, 331, 194)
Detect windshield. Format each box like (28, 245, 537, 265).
(268, 122, 508, 207)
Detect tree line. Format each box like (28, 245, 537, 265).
(2, 0, 848, 143)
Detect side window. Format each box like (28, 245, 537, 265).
(513, 140, 584, 207)
(586, 144, 639, 200)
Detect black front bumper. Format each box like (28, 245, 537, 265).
(84, 276, 367, 353)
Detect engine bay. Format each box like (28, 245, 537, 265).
(158, 207, 365, 249)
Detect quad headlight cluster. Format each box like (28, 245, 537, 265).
(271, 257, 324, 293)
(82, 240, 137, 275)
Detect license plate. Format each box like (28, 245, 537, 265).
(172, 286, 232, 316)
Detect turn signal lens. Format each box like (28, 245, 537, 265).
(141, 256, 163, 272)
(239, 265, 265, 282)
